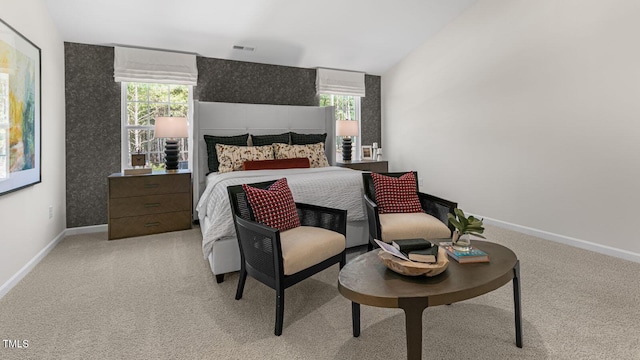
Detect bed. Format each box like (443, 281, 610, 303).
(193, 101, 369, 282)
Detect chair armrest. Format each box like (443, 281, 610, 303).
(295, 202, 347, 236)
(363, 195, 382, 243)
(418, 192, 458, 234)
(234, 216, 283, 279)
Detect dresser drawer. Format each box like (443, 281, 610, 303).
(109, 193, 191, 218)
(109, 173, 190, 198)
(108, 211, 192, 240)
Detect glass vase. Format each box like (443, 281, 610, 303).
(452, 231, 472, 252)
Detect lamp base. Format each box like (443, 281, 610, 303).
(342, 137, 353, 162)
(164, 139, 180, 171)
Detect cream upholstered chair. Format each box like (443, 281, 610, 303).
(362, 172, 457, 250)
(227, 179, 347, 336)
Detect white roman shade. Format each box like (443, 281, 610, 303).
(316, 68, 365, 97)
(114, 47, 198, 85)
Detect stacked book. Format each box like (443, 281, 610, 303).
(439, 241, 490, 263)
(391, 239, 438, 264)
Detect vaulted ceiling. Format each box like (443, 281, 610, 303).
(45, 0, 476, 75)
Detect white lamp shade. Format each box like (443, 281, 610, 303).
(155, 117, 188, 138)
(336, 120, 359, 137)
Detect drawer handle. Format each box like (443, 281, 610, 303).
(144, 183, 159, 188)
(144, 203, 161, 208)
(145, 222, 161, 227)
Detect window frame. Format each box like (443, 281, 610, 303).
(120, 82, 193, 171)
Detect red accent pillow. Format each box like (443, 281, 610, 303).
(242, 158, 310, 171)
(371, 172, 423, 214)
(243, 178, 301, 231)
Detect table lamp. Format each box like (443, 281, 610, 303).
(336, 120, 359, 161)
(154, 117, 188, 171)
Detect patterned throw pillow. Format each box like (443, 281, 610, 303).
(251, 133, 291, 146)
(290, 132, 327, 145)
(243, 178, 301, 232)
(216, 144, 275, 173)
(204, 134, 249, 173)
(371, 172, 423, 214)
(272, 143, 330, 168)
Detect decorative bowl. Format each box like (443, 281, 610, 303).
(378, 247, 449, 277)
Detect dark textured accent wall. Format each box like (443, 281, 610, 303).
(65, 43, 121, 227)
(64, 42, 381, 227)
(195, 57, 318, 105)
(361, 75, 382, 147)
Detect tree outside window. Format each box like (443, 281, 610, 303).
(123, 82, 190, 169)
(319, 94, 360, 158)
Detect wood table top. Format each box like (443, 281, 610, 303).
(338, 240, 518, 309)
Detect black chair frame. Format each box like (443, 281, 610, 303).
(227, 180, 347, 336)
(362, 171, 458, 250)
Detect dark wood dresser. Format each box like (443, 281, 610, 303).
(336, 159, 389, 173)
(108, 170, 192, 240)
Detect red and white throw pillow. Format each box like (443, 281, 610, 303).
(371, 172, 423, 214)
(243, 178, 301, 231)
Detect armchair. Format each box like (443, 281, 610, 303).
(362, 172, 457, 250)
(227, 180, 347, 336)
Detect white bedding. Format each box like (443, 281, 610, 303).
(196, 167, 366, 258)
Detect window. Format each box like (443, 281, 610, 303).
(121, 82, 191, 170)
(319, 94, 361, 159)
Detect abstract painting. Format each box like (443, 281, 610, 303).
(0, 18, 41, 196)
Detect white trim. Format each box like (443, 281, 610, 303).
(0, 229, 66, 299)
(475, 214, 640, 263)
(65, 224, 108, 236)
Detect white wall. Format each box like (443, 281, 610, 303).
(383, 0, 640, 256)
(0, 0, 66, 291)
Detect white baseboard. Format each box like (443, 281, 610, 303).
(477, 215, 640, 263)
(65, 224, 107, 236)
(0, 224, 108, 299)
(0, 229, 66, 299)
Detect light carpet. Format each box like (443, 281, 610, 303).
(1, 225, 639, 359)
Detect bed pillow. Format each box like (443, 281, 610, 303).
(371, 172, 423, 214)
(243, 178, 301, 232)
(204, 134, 249, 173)
(216, 144, 275, 173)
(290, 132, 327, 145)
(272, 143, 330, 168)
(242, 158, 310, 171)
(251, 133, 291, 146)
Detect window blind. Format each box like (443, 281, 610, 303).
(316, 68, 365, 97)
(114, 47, 198, 85)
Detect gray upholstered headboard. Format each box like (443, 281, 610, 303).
(192, 101, 335, 217)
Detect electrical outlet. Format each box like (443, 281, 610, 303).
(48, 206, 53, 219)
(419, 178, 424, 187)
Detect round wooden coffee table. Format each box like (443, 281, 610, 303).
(338, 240, 522, 360)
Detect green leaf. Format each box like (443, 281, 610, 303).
(469, 232, 486, 239)
(448, 218, 463, 230)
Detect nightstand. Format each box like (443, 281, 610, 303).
(336, 159, 389, 172)
(108, 170, 192, 240)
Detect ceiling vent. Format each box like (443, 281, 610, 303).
(232, 45, 255, 52)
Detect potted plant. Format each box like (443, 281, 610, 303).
(447, 208, 485, 251)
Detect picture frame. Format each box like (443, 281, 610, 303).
(361, 145, 373, 160)
(0, 18, 41, 196)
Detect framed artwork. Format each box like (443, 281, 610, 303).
(0, 18, 41, 196)
(361, 145, 373, 160)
